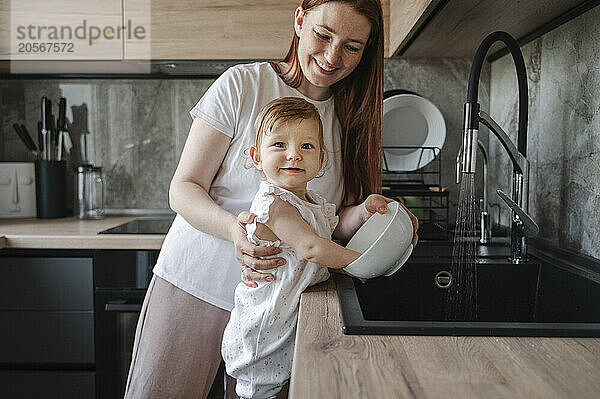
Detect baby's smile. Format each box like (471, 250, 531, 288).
(280, 167, 305, 173)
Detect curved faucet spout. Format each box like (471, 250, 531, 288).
(459, 31, 536, 263)
(466, 31, 528, 157)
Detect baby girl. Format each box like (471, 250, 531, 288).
(221, 97, 389, 399)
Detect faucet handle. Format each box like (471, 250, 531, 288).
(496, 189, 539, 237)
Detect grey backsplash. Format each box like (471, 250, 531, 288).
(489, 6, 600, 259)
(0, 59, 488, 225)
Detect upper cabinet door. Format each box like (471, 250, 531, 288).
(390, 0, 591, 58)
(388, 0, 434, 57)
(0, 0, 394, 63)
(124, 0, 301, 60)
(0, 0, 123, 60)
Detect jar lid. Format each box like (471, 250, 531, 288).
(76, 164, 94, 172)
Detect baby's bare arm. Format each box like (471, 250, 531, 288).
(253, 221, 280, 242)
(264, 196, 361, 269)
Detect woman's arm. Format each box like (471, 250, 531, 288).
(264, 197, 361, 269)
(169, 118, 236, 241)
(169, 118, 284, 277)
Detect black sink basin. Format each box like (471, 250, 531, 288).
(476, 241, 512, 258)
(335, 241, 600, 336)
(409, 239, 512, 259)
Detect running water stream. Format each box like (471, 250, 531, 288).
(445, 173, 478, 320)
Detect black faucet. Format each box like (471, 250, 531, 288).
(457, 31, 539, 263)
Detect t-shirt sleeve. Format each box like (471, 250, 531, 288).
(189, 67, 242, 138)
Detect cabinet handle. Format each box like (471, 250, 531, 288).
(104, 300, 142, 312)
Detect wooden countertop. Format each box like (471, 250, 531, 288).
(291, 279, 600, 399)
(0, 217, 166, 250)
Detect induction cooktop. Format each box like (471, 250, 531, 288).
(99, 216, 176, 234)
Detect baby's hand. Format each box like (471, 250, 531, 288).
(361, 194, 419, 246)
(360, 194, 394, 223)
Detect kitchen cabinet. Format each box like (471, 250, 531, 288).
(390, 0, 592, 58)
(0, 214, 166, 397)
(0, 0, 123, 61)
(0, 371, 95, 398)
(125, 0, 350, 60)
(124, 0, 393, 60)
(1, 0, 393, 64)
(388, 0, 436, 58)
(1, 0, 397, 65)
(0, 251, 95, 399)
(1, 0, 591, 65)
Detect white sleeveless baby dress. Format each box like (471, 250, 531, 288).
(221, 180, 338, 399)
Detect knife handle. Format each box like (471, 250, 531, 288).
(41, 97, 47, 130)
(58, 97, 67, 131)
(45, 99, 53, 134)
(49, 116, 57, 160)
(12, 123, 33, 152)
(37, 121, 45, 160)
(20, 124, 38, 152)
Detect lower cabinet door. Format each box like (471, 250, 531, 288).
(0, 311, 94, 364)
(0, 370, 95, 398)
(0, 256, 93, 310)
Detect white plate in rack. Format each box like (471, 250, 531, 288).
(383, 94, 446, 171)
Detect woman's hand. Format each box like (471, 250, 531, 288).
(360, 194, 419, 247)
(233, 211, 286, 288)
(399, 201, 419, 247)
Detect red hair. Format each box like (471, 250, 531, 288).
(270, 0, 384, 206)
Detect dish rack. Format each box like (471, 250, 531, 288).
(382, 146, 449, 240)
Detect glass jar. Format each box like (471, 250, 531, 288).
(74, 164, 105, 219)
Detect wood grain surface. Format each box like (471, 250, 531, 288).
(290, 279, 600, 399)
(0, 216, 165, 249)
(2, 0, 395, 62)
(0, 0, 123, 60)
(124, 0, 392, 60)
(400, 0, 586, 58)
(389, 0, 434, 57)
(124, 0, 306, 60)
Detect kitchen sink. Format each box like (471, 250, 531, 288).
(335, 240, 600, 336)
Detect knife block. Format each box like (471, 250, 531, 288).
(35, 160, 67, 218)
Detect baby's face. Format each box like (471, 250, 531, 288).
(254, 117, 323, 195)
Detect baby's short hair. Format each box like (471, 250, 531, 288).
(253, 97, 325, 156)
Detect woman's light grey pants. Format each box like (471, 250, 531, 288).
(124, 274, 231, 399)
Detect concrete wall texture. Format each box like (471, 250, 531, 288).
(1, 59, 485, 223)
(489, 6, 600, 258)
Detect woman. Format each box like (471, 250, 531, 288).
(125, 1, 418, 398)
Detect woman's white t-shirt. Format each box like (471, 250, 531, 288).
(153, 62, 343, 311)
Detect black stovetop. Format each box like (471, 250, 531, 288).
(99, 216, 176, 234)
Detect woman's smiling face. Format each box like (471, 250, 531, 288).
(294, 2, 372, 100)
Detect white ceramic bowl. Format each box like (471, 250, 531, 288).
(343, 201, 413, 279)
